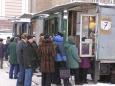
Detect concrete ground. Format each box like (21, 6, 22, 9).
(1, 61, 115, 86)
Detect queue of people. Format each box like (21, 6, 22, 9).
(0, 32, 92, 86)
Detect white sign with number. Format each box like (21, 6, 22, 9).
(101, 21, 111, 30)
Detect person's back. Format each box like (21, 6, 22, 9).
(38, 35, 56, 86)
(38, 38, 56, 73)
(8, 40, 17, 64)
(64, 36, 81, 85)
(54, 34, 66, 62)
(8, 38, 19, 79)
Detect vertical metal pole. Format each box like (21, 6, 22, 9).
(61, 10, 68, 41)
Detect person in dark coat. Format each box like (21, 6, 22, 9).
(0, 38, 5, 69)
(32, 36, 39, 71)
(23, 35, 38, 86)
(7, 37, 19, 79)
(16, 33, 28, 86)
(4, 37, 10, 60)
(38, 34, 56, 86)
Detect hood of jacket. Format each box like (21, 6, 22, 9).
(54, 35, 64, 44)
(68, 36, 75, 45)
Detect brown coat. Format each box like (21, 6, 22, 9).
(38, 39, 56, 73)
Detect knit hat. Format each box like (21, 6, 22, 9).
(27, 35, 33, 40)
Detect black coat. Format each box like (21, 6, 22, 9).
(16, 40, 27, 65)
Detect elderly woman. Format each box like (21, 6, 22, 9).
(38, 34, 56, 86)
(64, 36, 81, 85)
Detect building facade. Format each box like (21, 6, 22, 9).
(0, 0, 33, 33)
(36, 0, 115, 13)
(0, 0, 32, 17)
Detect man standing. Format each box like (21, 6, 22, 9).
(0, 38, 5, 69)
(7, 37, 19, 79)
(16, 33, 28, 86)
(5, 37, 10, 60)
(23, 35, 38, 86)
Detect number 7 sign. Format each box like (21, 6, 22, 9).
(101, 16, 112, 30)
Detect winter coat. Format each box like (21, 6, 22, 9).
(54, 35, 66, 62)
(80, 57, 91, 69)
(32, 41, 39, 68)
(7, 41, 18, 64)
(0, 43, 5, 58)
(16, 40, 27, 65)
(23, 41, 37, 69)
(64, 37, 80, 69)
(38, 39, 56, 73)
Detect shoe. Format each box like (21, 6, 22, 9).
(75, 82, 83, 85)
(56, 85, 62, 86)
(67, 83, 72, 86)
(14, 76, 18, 79)
(56, 83, 62, 86)
(9, 77, 13, 79)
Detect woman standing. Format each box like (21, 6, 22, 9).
(64, 36, 81, 85)
(38, 34, 56, 86)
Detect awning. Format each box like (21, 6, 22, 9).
(37, 2, 97, 14)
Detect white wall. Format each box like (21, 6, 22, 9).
(0, 0, 5, 16)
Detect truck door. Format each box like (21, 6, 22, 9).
(80, 15, 97, 57)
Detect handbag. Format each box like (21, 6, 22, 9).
(56, 44, 70, 79)
(60, 67, 70, 79)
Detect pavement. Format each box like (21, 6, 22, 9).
(1, 61, 115, 86)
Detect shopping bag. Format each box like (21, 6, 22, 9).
(60, 68, 70, 79)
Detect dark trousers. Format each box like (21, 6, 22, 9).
(42, 73, 52, 86)
(9, 64, 19, 79)
(53, 61, 70, 86)
(5, 52, 8, 60)
(79, 68, 88, 83)
(0, 58, 3, 69)
(70, 68, 80, 84)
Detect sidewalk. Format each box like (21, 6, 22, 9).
(1, 61, 115, 86)
(0, 61, 16, 86)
